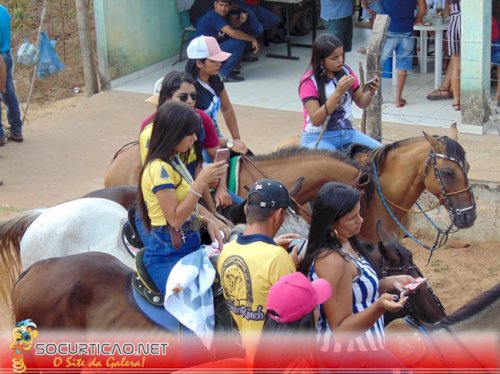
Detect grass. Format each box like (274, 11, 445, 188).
(429, 259, 450, 272)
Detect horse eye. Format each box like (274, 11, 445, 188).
(441, 169, 454, 179)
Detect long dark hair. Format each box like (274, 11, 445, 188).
(157, 71, 202, 171)
(185, 58, 220, 87)
(158, 71, 196, 107)
(299, 33, 344, 106)
(253, 312, 317, 369)
(137, 101, 201, 231)
(299, 182, 380, 278)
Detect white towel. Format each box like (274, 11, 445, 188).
(164, 246, 216, 349)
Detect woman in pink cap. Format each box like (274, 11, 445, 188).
(185, 35, 247, 154)
(253, 272, 332, 370)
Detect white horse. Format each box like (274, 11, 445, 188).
(0, 198, 133, 302)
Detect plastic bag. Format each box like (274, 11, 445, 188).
(37, 32, 64, 79)
(17, 37, 38, 66)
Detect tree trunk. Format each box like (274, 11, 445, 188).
(75, 0, 98, 97)
(365, 15, 390, 142)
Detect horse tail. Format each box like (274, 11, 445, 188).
(0, 209, 43, 304)
(110, 141, 139, 161)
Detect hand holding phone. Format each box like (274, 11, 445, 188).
(402, 277, 427, 296)
(214, 148, 230, 164)
(363, 77, 378, 93)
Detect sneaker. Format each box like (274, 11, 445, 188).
(7, 133, 23, 142)
(242, 53, 259, 62)
(222, 74, 245, 83)
(0, 137, 5, 146)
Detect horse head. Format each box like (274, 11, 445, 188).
(372, 221, 447, 325)
(422, 132, 476, 229)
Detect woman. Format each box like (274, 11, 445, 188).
(447, 0, 461, 111)
(298, 33, 381, 151)
(299, 182, 413, 369)
(140, 71, 234, 209)
(137, 101, 228, 295)
(185, 35, 247, 154)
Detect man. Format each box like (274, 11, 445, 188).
(0, 4, 23, 146)
(196, 0, 260, 82)
(380, 0, 426, 107)
(320, 0, 354, 61)
(217, 178, 299, 357)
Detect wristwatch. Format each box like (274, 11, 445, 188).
(226, 140, 234, 149)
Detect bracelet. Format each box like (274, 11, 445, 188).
(189, 189, 202, 199)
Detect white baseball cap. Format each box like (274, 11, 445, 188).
(187, 35, 231, 62)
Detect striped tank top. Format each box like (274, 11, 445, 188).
(310, 249, 385, 352)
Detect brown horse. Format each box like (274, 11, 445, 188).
(103, 141, 141, 188)
(101, 132, 476, 244)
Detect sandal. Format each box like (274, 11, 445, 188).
(452, 103, 461, 111)
(395, 99, 407, 108)
(426, 89, 452, 101)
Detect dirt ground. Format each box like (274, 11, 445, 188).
(0, 0, 498, 337)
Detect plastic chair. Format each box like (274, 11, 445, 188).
(174, 0, 196, 65)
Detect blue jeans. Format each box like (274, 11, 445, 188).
(0, 52, 22, 138)
(300, 129, 382, 151)
(240, 4, 280, 36)
(144, 226, 201, 295)
(219, 38, 246, 78)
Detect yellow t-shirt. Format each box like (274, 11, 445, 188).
(139, 123, 198, 176)
(217, 234, 296, 356)
(139, 123, 153, 165)
(141, 159, 190, 226)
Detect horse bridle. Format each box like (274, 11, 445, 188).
(423, 151, 476, 217)
(373, 149, 475, 252)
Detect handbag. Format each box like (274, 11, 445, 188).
(168, 226, 185, 250)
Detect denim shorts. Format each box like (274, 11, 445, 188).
(380, 32, 415, 71)
(326, 16, 353, 52)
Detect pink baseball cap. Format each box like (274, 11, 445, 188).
(266, 272, 332, 324)
(187, 36, 231, 62)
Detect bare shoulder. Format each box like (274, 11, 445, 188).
(315, 250, 348, 282)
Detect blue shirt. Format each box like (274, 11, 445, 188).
(381, 0, 417, 33)
(196, 10, 228, 41)
(0, 5, 11, 53)
(320, 0, 353, 21)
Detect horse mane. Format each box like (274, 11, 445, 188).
(365, 135, 467, 204)
(249, 146, 361, 169)
(436, 283, 500, 328)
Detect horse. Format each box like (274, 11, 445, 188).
(0, 198, 134, 303)
(103, 141, 141, 188)
(82, 185, 138, 210)
(102, 132, 476, 244)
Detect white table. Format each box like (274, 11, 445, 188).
(414, 20, 449, 89)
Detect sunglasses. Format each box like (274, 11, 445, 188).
(177, 92, 198, 102)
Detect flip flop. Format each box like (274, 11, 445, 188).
(453, 103, 461, 111)
(395, 99, 407, 108)
(426, 89, 452, 100)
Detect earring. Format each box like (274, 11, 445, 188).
(319, 64, 325, 75)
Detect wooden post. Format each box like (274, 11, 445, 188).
(358, 61, 366, 134)
(365, 14, 390, 142)
(75, 0, 98, 97)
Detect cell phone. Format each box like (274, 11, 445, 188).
(214, 148, 230, 164)
(402, 277, 427, 295)
(289, 237, 307, 257)
(363, 78, 377, 92)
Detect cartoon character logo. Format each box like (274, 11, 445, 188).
(9, 319, 39, 374)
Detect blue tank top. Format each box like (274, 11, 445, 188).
(310, 249, 385, 352)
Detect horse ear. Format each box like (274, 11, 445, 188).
(376, 220, 395, 243)
(288, 177, 305, 198)
(449, 122, 458, 142)
(423, 131, 440, 152)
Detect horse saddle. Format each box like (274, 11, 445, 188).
(131, 249, 164, 306)
(122, 207, 145, 257)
